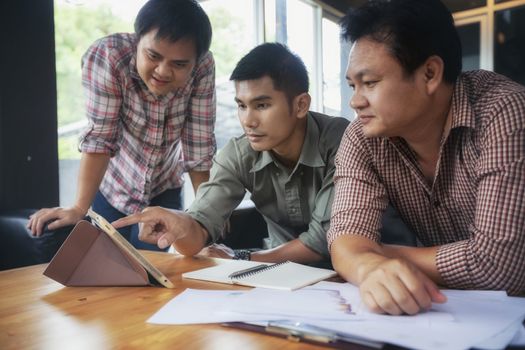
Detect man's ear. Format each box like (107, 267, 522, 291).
(294, 93, 311, 119)
(421, 55, 445, 95)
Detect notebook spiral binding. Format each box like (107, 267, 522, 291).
(236, 261, 291, 279)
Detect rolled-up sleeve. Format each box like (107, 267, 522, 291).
(181, 51, 217, 172)
(79, 39, 122, 156)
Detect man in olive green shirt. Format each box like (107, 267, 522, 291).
(113, 43, 349, 264)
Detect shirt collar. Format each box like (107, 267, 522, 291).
(250, 112, 325, 173)
(129, 34, 141, 81)
(450, 74, 476, 131)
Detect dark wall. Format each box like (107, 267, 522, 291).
(0, 0, 59, 211)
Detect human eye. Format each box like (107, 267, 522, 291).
(147, 51, 159, 60)
(237, 103, 246, 110)
(347, 82, 355, 90)
(256, 102, 270, 110)
(363, 80, 379, 88)
(172, 62, 188, 69)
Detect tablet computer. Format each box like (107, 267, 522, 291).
(87, 209, 174, 288)
(43, 209, 174, 288)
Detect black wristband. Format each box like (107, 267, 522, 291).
(233, 249, 251, 260)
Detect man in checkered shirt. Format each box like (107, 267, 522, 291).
(28, 0, 216, 251)
(328, 0, 525, 315)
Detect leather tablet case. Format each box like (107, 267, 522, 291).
(43, 220, 150, 286)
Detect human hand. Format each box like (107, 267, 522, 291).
(198, 243, 235, 259)
(27, 205, 86, 236)
(359, 258, 447, 315)
(112, 206, 182, 250)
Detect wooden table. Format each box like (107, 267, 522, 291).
(0, 251, 334, 350)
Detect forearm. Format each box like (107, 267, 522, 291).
(75, 152, 110, 213)
(251, 239, 324, 264)
(188, 170, 210, 194)
(331, 234, 390, 285)
(382, 244, 444, 285)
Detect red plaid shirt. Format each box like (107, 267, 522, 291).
(79, 33, 216, 214)
(328, 70, 525, 294)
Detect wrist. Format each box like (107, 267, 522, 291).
(356, 253, 388, 284)
(233, 249, 251, 260)
(72, 204, 88, 216)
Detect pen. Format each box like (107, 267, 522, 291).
(228, 264, 270, 279)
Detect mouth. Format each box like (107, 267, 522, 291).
(246, 132, 265, 142)
(358, 114, 374, 125)
(151, 76, 171, 86)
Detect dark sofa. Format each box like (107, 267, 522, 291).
(0, 210, 70, 270)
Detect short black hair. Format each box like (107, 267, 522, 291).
(341, 0, 462, 84)
(134, 0, 212, 58)
(230, 43, 309, 104)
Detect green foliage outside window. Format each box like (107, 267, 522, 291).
(206, 7, 245, 78)
(55, 2, 129, 159)
(55, 3, 129, 128)
(55, 1, 241, 160)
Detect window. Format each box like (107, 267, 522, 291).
(452, 0, 525, 83)
(442, 0, 486, 12)
(285, 0, 320, 110)
(458, 23, 482, 70)
(55, 0, 347, 207)
(54, 0, 146, 206)
(322, 16, 342, 116)
(200, 0, 256, 149)
(455, 14, 491, 71)
(494, 5, 525, 85)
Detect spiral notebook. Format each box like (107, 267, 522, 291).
(182, 260, 336, 291)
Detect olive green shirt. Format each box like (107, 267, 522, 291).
(187, 112, 349, 258)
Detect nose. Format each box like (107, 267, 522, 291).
(239, 108, 258, 129)
(349, 89, 368, 111)
(155, 61, 171, 79)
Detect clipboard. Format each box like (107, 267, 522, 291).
(43, 209, 174, 288)
(222, 321, 384, 349)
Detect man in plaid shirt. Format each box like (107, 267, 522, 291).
(28, 0, 216, 251)
(328, 0, 525, 315)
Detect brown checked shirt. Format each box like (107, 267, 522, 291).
(328, 70, 525, 295)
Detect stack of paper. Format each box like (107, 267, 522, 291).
(148, 281, 525, 349)
(148, 287, 354, 324)
(305, 282, 525, 349)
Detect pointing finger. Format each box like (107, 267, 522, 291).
(112, 213, 144, 228)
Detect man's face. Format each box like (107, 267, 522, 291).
(136, 29, 197, 96)
(234, 76, 303, 154)
(346, 38, 429, 139)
